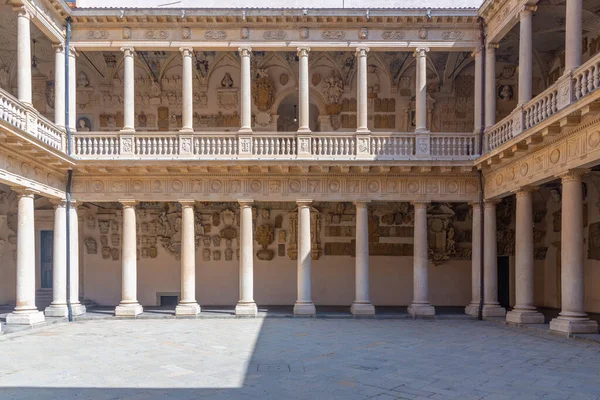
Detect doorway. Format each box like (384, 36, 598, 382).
(497, 256, 510, 309)
(276, 94, 320, 132)
(40, 230, 53, 289)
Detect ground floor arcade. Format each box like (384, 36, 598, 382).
(0, 170, 600, 334)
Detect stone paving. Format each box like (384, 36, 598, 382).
(1, 318, 600, 399)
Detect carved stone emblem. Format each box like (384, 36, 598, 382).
(145, 30, 168, 40)
(241, 27, 249, 39)
(418, 28, 428, 39)
(181, 27, 191, 39)
(322, 30, 346, 40)
(441, 31, 464, 40)
(300, 27, 309, 39)
(382, 31, 405, 40)
(205, 30, 227, 40)
(263, 30, 286, 40)
(359, 28, 368, 39)
(87, 30, 109, 39)
(122, 28, 132, 39)
(84, 238, 97, 254)
(252, 69, 275, 112)
(256, 224, 275, 260)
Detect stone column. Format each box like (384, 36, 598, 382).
(485, 44, 498, 128)
(294, 200, 316, 315)
(16, 7, 32, 105)
(414, 48, 429, 133)
(239, 47, 252, 132)
(473, 48, 483, 133)
(565, 0, 583, 73)
(482, 200, 506, 317)
(507, 188, 544, 324)
(45, 200, 67, 317)
(356, 47, 370, 133)
(297, 47, 311, 132)
(115, 200, 143, 316)
(465, 202, 482, 316)
(68, 47, 77, 131)
(550, 172, 599, 334)
(236, 200, 257, 316)
(6, 189, 44, 325)
(68, 203, 85, 316)
(176, 201, 200, 316)
(54, 45, 65, 128)
(518, 6, 535, 105)
(408, 202, 435, 317)
(180, 47, 194, 132)
(121, 47, 135, 132)
(351, 201, 375, 315)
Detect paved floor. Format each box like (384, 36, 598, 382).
(1, 319, 600, 399)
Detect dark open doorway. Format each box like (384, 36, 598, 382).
(497, 256, 510, 309)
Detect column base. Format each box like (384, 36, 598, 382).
(175, 302, 201, 316)
(44, 303, 68, 317)
(482, 304, 506, 318)
(408, 302, 435, 317)
(238, 127, 253, 133)
(297, 127, 312, 133)
(115, 302, 143, 317)
(71, 303, 87, 317)
(465, 302, 480, 317)
(356, 128, 371, 134)
(6, 310, 45, 325)
(293, 302, 316, 316)
(506, 309, 545, 324)
(235, 302, 258, 317)
(350, 302, 375, 316)
(550, 317, 599, 335)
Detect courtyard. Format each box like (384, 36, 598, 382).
(1, 318, 600, 399)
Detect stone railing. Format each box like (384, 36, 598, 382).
(73, 131, 480, 161)
(484, 52, 600, 153)
(0, 87, 64, 151)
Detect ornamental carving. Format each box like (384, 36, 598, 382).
(263, 30, 286, 40)
(426, 204, 456, 265)
(382, 31, 405, 40)
(252, 69, 275, 112)
(255, 224, 275, 260)
(359, 28, 368, 39)
(181, 27, 191, 39)
(145, 30, 168, 40)
(122, 28, 132, 39)
(87, 30, 109, 39)
(299, 28, 309, 39)
(441, 31, 464, 40)
(241, 27, 249, 39)
(322, 30, 345, 40)
(418, 28, 428, 39)
(321, 71, 344, 114)
(205, 30, 227, 40)
(84, 237, 97, 254)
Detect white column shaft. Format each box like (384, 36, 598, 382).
(17, 9, 31, 105)
(413, 203, 429, 303)
(180, 203, 195, 303)
(122, 48, 135, 131)
(69, 206, 80, 305)
(51, 203, 67, 306)
(565, 0, 582, 72)
(239, 47, 252, 132)
(473, 50, 483, 132)
(15, 193, 36, 311)
(297, 203, 312, 302)
(68, 49, 77, 130)
(518, 9, 533, 104)
(514, 190, 535, 309)
(485, 45, 497, 128)
(356, 48, 369, 132)
(297, 48, 311, 132)
(54, 46, 65, 127)
(415, 48, 428, 132)
(181, 48, 193, 131)
(121, 204, 137, 303)
(355, 204, 369, 302)
(560, 174, 585, 316)
(239, 202, 254, 303)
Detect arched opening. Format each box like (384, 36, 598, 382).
(276, 93, 320, 132)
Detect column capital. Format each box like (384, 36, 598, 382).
(513, 186, 539, 197)
(471, 45, 483, 57)
(12, 187, 38, 198)
(519, 5, 537, 17)
(67, 45, 78, 58)
(469, 201, 482, 209)
(53, 44, 65, 53)
(483, 199, 501, 208)
(486, 42, 499, 50)
(558, 169, 588, 182)
(179, 46, 194, 56)
(296, 199, 313, 207)
(354, 200, 370, 208)
(179, 200, 196, 207)
(120, 46, 136, 56)
(49, 198, 68, 208)
(238, 199, 254, 207)
(355, 47, 370, 57)
(297, 47, 311, 57)
(119, 199, 138, 208)
(411, 201, 430, 209)
(14, 6, 32, 19)
(238, 46, 253, 56)
(414, 47, 430, 57)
